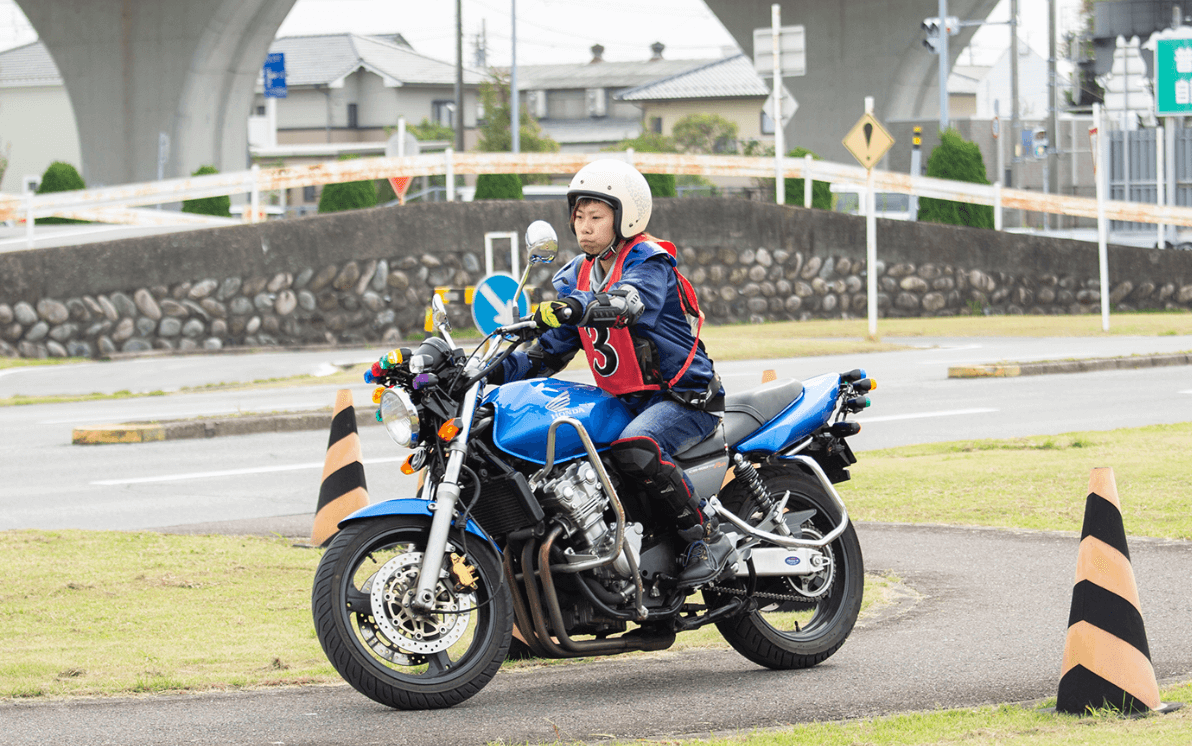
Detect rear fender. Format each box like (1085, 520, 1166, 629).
(339, 498, 494, 548)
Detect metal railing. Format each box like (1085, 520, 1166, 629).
(7, 149, 1192, 246)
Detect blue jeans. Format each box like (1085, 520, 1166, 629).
(617, 392, 719, 493)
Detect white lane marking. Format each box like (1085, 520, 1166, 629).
(40, 400, 333, 424)
(855, 407, 997, 423)
(91, 456, 406, 486)
(1181, 390, 1192, 394)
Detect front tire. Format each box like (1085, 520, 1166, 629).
(312, 516, 513, 709)
(710, 465, 864, 669)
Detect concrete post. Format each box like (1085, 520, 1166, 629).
(772, 4, 785, 206)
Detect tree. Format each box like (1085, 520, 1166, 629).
(672, 113, 739, 154)
(406, 117, 455, 142)
(181, 165, 232, 217)
(36, 161, 86, 224)
(318, 155, 378, 214)
(474, 173, 524, 200)
(643, 173, 676, 197)
(477, 71, 559, 185)
(784, 147, 832, 210)
(917, 129, 995, 229)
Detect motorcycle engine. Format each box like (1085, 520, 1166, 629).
(538, 461, 641, 579)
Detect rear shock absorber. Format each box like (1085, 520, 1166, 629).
(731, 453, 774, 513)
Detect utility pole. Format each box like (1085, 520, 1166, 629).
(511, 0, 519, 153)
(938, 0, 949, 132)
(1010, 0, 1019, 189)
(1048, 0, 1059, 229)
(455, 0, 464, 152)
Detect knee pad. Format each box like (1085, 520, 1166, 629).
(610, 437, 700, 527)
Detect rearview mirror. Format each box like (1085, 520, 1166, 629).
(525, 220, 558, 265)
(431, 294, 451, 332)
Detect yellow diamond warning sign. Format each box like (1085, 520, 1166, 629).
(843, 112, 895, 170)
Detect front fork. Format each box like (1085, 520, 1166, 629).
(410, 380, 482, 614)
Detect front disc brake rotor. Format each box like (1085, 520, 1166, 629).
(368, 551, 476, 655)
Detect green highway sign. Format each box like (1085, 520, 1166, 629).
(1155, 37, 1192, 116)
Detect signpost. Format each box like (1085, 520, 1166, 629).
(263, 53, 286, 98)
(753, 6, 806, 205)
(842, 99, 895, 340)
(472, 273, 530, 336)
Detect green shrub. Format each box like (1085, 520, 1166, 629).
(917, 129, 995, 229)
(376, 178, 397, 205)
(643, 173, 676, 197)
(474, 173, 524, 200)
(318, 155, 378, 214)
(35, 161, 86, 224)
(181, 165, 232, 217)
(784, 147, 832, 210)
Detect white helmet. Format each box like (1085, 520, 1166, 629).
(566, 159, 652, 242)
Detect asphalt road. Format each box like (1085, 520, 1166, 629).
(2, 336, 1191, 743)
(3, 523, 1190, 745)
(3, 335, 1192, 532)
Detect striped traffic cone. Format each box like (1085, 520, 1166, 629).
(1056, 467, 1181, 715)
(311, 389, 370, 547)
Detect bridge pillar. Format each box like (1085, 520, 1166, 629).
(705, 0, 999, 164)
(17, 0, 296, 187)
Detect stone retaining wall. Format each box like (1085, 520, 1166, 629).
(2, 198, 1192, 358)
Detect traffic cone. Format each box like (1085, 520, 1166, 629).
(1056, 467, 1181, 715)
(761, 369, 777, 383)
(311, 389, 370, 547)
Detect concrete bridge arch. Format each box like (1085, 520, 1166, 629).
(16, 0, 296, 187)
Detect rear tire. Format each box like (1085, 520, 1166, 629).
(312, 516, 513, 709)
(710, 465, 863, 669)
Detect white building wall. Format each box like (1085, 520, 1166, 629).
(0, 85, 82, 193)
(975, 45, 1051, 121)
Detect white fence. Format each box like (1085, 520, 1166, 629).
(6, 147, 1192, 243)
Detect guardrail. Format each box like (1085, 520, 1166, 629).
(5, 149, 1191, 240)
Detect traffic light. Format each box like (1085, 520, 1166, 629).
(922, 18, 941, 53)
(1032, 128, 1048, 159)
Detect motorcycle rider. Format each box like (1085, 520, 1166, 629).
(491, 159, 732, 587)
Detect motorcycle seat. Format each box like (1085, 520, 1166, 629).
(675, 378, 804, 461)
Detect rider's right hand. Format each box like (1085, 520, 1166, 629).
(533, 298, 583, 330)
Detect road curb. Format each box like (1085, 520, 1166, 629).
(71, 407, 378, 445)
(948, 352, 1192, 379)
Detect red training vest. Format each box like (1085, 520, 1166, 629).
(575, 235, 704, 396)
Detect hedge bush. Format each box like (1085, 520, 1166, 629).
(318, 156, 378, 213)
(784, 147, 832, 210)
(644, 173, 676, 197)
(181, 165, 231, 217)
(917, 129, 994, 229)
(35, 161, 86, 224)
(474, 173, 524, 200)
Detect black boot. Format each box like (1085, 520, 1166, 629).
(676, 515, 735, 588)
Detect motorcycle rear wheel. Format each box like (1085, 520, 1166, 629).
(312, 516, 513, 709)
(710, 464, 864, 669)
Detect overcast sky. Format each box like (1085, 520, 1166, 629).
(0, 0, 1081, 70)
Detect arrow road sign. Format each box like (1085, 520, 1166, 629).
(472, 273, 530, 336)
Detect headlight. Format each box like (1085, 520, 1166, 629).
(379, 388, 419, 448)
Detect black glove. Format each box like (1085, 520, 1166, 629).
(534, 297, 583, 330)
(579, 286, 645, 328)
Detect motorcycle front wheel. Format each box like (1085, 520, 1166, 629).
(709, 464, 864, 670)
(312, 516, 513, 709)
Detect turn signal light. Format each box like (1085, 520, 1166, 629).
(400, 455, 418, 475)
(372, 386, 386, 404)
(438, 418, 462, 442)
(855, 378, 876, 392)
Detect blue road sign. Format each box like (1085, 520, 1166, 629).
(264, 53, 287, 98)
(472, 273, 530, 335)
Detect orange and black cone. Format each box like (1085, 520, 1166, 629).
(1056, 467, 1181, 715)
(311, 389, 370, 547)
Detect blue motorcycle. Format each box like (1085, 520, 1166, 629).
(312, 222, 875, 710)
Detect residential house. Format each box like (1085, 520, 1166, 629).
(509, 43, 718, 152)
(0, 41, 82, 193)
